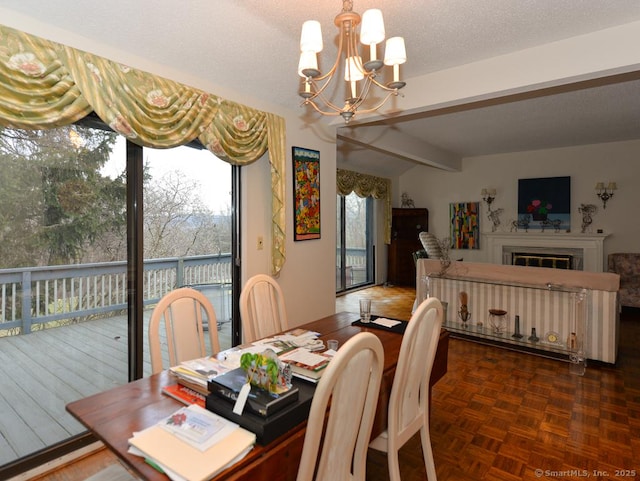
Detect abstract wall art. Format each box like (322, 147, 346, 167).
(450, 202, 480, 249)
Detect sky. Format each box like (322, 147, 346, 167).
(102, 137, 232, 212)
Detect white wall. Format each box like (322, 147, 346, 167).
(242, 119, 338, 327)
(400, 139, 640, 269)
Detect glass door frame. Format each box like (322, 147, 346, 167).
(336, 193, 374, 293)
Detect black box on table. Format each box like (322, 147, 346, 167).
(206, 376, 315, 445)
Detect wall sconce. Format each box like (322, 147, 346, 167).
(481, 188, 497, 211)
(595, 182, 616, 209)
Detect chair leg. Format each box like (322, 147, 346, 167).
(420, 425, 437, 480)
(387, 446, 402, 481)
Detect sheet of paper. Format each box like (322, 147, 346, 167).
(372, 317, 401, 328)
(280, 348, 327, 366)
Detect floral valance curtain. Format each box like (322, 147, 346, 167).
(0, 24, 285, 274)
(336, 168, 392, 244)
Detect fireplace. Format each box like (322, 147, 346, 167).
(505, 245, 582, 269)
(512, 252, 573, 269)
(484, 232, 609, 272)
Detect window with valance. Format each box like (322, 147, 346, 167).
(0, 23, 286, 274)
(336, 168, 392, 244)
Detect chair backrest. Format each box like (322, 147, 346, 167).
(608, 252, 640, 278)
(387, 297, 443, 461)
(418, 232, 443, 260)
(239, 274, 288, 342)
(148, 287, 220, 375)
(296, 331, 384, 481)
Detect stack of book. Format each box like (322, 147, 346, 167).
(128, 404, 256, 481)
(278, 347, 332, 382)
(169, 357, 231, 395)
(161, 383, 206, 408)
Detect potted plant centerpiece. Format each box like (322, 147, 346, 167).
(240, 349, 292, 394)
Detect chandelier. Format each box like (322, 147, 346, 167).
(297, 0, 407, 123)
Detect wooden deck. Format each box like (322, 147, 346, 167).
(0, 307, 232, 466)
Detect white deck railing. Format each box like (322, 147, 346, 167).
(0, 254, 232, 335)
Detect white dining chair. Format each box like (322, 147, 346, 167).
(369, 296, 444, 481)
(239, 274, 288, 342)
(148, 287, 220, 374)
(297, 332, 384, 481)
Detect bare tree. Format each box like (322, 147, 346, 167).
(143, 171, 223, 258)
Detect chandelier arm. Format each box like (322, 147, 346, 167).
(303, 99, 343, 117)
(367, 74, 402, 92)
(305, 88, 349, 115)
(306, 78, 346, 109)
(347, 90, 399, 116)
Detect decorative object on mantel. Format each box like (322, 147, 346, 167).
(400, 192, 415, 208)
(595, 181, 616, 209)
(578, 203, 597, 233)
(510, 214, 531, 232)
(528, 327, 539, 342)
(539, 217, 562, 233)
(481, 188, 503, 232)
(487, 208, 504, 232)
(297, 0, 408, 123)
(518, 176, 570, 231)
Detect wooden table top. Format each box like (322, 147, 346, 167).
(66, 311, 448, 481)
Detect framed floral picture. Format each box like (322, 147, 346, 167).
(293, 147, 320, 241)
(517, 176, 570, 231)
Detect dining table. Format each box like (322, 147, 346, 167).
(66, 311, 449, 481)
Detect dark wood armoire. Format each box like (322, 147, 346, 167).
(387, 208, 429, 286)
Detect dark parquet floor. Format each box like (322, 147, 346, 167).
(39, 285, 640, 480)
(339, 285, 640, 481)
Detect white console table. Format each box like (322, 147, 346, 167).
(416, 259, 620, 364)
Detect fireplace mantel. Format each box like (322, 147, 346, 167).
(484, 232, 609, 272)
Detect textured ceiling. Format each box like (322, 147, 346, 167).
(2, 0, 640, 174)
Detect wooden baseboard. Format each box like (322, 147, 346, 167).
(7, 441, 105, 481)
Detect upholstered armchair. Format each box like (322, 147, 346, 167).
(608, 253, 640, 308)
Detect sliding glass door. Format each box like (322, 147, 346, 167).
(336, 192, 374, 292)
(0, 123, 238, 475)
(141, 143, 234, 358)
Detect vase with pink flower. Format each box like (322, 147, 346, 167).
(526, 199, 552, 221)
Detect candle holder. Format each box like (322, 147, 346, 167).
(458, 307, 471, 328)
(488, 309, 507, 334)
(512, 315, 523, 339)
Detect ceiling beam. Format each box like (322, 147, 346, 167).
(337, 125, 461, 171)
